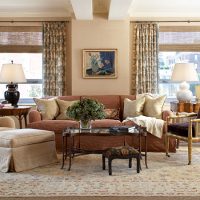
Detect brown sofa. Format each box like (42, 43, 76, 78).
(27, 95, 176, 152)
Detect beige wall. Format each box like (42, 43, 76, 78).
(71, 17, 130, 95)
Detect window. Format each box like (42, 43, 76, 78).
(159, 26, 200, 100)
(0, 26, 42, 104)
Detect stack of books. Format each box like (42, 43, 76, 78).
(109, 126, 137, 133)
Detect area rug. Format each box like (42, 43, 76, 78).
(1, 145, 200, 199)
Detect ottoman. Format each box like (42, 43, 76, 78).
(102, 146, 140, 175)
(0, 128, 58, 172)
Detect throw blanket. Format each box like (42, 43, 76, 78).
(123, 115, 164, 138)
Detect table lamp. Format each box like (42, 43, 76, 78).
(0, 61, 26, 107)
(171, 63, 199, 102)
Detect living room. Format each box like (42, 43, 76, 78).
(0, 0, 200, 200)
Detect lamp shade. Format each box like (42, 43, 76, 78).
(0, 63, 26, 83)
(171, 63, 199, 82)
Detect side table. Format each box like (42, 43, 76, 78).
(170, 101, 200, 113)
(0, 106, 31, 128)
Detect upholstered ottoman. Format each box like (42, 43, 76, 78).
(0, 128, 58, 172)
(102, 146, 140, 175)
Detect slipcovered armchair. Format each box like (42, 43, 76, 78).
(0, 116, 15, 130)
(165, 112, 200, 165)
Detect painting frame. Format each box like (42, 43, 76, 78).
(82, 49, 118, 79)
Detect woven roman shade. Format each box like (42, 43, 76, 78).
(159, 26, 200, 52)
(0, 26, 42, 52)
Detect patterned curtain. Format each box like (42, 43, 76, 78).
(132, 23, 159, 94)
(43, 22, 66, 96)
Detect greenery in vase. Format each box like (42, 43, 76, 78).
(66, 98, 105, 123)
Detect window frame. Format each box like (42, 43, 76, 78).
(159, 26, 200, 101)
(0, 26, 43, 104)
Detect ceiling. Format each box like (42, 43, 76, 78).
(0, 0, 200, 21)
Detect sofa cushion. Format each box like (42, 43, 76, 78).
(0, 129, 55, 148)
(56, 99, 78, 120)
(91, 119, 122, 128)
(143, 95, 166, 119)
(123, 97, 145, 119)
(27, 120, 79, 132)
(34, 98, 59, 120)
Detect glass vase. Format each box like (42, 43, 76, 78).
(79, 120, 92, 130)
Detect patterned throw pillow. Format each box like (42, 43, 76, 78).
(56, 99, 78, 120)
(104, 109, 120, 120)
(34, 98, 59, 120)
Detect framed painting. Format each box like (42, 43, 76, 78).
(82, 49, 117, 79)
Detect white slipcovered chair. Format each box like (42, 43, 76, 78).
(0, 116, 58, 172)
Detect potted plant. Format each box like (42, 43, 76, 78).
(66, 98, 105, 129)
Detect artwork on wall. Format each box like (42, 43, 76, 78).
(82, 49, 117, 79)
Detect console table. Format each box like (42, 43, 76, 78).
(0, 106, 31, 128)
(170, 101, 200, 113)
(61, 126, 147, 171)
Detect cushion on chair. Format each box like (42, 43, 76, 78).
(168, 122, 195, 137)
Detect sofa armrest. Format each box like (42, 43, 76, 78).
(29, 110, 42, 123)
(0, 116, 15, 128)
(162, 110, 173, 121)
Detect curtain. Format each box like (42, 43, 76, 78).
(43, 22, 67, 96)
(131, 23, 159, 94)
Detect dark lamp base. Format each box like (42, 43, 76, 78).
(4, 83, 20, 107)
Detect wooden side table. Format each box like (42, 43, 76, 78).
(170, 102, 200, 113)
(0, 106, 31, 128)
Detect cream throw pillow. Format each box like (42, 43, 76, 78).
(34, 98, 59, 120)
(143, 95, 166, 119)
(123, 97, 145, 119)
(56, 99, 78, 120)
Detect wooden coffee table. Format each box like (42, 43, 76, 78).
(61, 126, 148, 170)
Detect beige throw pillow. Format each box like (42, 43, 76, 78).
(123, 97, 145, 119)
(56, 99, 78, 120)
(34, 98, 59, 120)
(143, 95, 166, 119)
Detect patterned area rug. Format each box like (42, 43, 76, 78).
(1, 145, 200, 198)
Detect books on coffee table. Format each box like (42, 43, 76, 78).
(109, 126, 137, 133)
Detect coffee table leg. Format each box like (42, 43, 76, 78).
(102, 154, 106, 170)
(137, 154, 140, 173)
(145, 134, 148, 169)
(68, 136, 72, 171)
(139, 131, 142, 170)
(61, 134, 65, 169)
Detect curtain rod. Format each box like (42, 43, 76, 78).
(135, 20, 200, 23)
(0, 18, 70, 23)
(0, 20, 69, 22)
